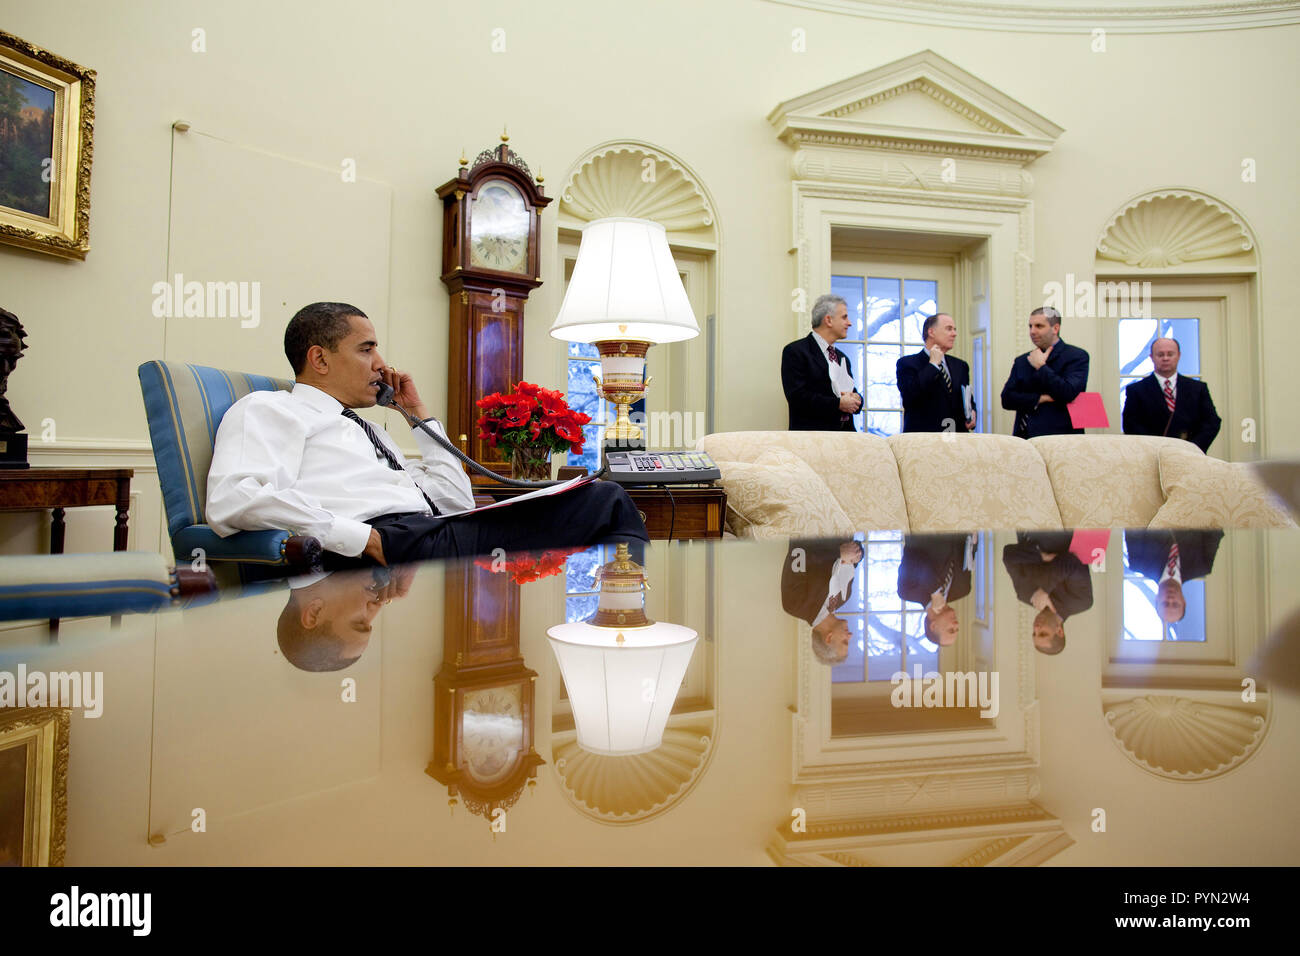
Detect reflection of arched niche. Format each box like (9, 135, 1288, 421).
(551, 714, 715, 825)
(1102, 694, 1270, 781)
(558, 141, 718, 249)
(1096, 189, 1257, 269)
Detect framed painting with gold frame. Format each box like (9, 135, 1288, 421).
(0, 708, 69, 866)
(0, 30, 95, 260)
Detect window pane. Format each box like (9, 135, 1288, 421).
(866, 344, 902, 410)
(1119, 317, 1199, 378)
(866, 614, 903, 681)
(866, 278, 901, 342)
(569, 341, 598, 359)
(868, 538, 903, 610)
(832, 275, 865, 338)
(903, 280, 937, 344)
(867, 410, 901, 437)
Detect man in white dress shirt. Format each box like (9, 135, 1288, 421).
(206, 302, 647, 566)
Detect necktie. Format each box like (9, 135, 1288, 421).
(341, 408, 440, 515)
(939, 558, 954, 600)
(1164, 379, 1176, 413)
(938, 360, 953, 392)
(1166, 542, 1180, 578)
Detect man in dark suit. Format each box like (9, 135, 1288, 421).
(781, 537, 864, 665)
(781, 293, 862, 431)
(1001, 531, 1094, 655)
(897, 313, 976, 433)
(897, 532, 976, 646)
(1124, 528, 1223, 624)
(1122, 337, 1221, 453)
(1000, 307, 1090, 438)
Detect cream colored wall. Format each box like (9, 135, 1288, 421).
(2, 0, 1298, 566)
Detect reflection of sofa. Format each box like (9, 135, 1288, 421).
(697, 432, 1297, 538)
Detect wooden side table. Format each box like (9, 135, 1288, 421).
(474, 478, 726, 541)
(0, 467, 135, 634)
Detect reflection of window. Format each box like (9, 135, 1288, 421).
(565, 343, 614, 473)
(1121, 541, 1207, 643)
(1118, 317, 1200, 414)
(831, 531, 940, 683)
(831, 275, 937, 436)
(564, 543, 613, 622)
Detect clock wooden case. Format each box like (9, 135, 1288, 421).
(436, 141, 552, 466)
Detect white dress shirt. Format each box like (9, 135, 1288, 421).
(812, 557, 857, 627)
(206, 383, 475, 557)
(811, 331, 855, 396)
(1156, 372, 1178, 399)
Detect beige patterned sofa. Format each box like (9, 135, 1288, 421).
(696, 432, 1297, 538)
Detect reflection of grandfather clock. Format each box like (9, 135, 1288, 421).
(427, 559, 544, 822)
(437, 134, 551, 467)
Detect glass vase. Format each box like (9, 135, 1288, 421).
(510, 442, 552, 481)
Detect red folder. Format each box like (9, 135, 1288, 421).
(1067, 391, 1110, 429)
(1068, 529, 1111, 569)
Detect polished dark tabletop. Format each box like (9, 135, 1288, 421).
(2, 528, 1297, 866)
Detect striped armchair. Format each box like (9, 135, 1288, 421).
(137, 361, 322, 580)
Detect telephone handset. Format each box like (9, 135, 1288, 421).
(374, 382, 593, 488)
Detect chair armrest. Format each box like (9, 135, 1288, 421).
(172, 525, 322, 574)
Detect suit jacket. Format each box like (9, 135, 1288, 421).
(1124, 529, 1223, 583)
(1001, 531, 1094, 620)
(897, 350, 975, 433)
(781, 334, 860, 432)
(897, 533, 974, 606)
(781, 538, 858, 625)
(1122, 374, 1221, 453)
(1000, 339, 1090, 438)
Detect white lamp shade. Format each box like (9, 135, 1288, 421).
(550, 217, 699, 344)
(547, 622, 699, 756)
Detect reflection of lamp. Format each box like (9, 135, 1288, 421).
(547, 544, 698, 755)
(549, 217, 699, 452)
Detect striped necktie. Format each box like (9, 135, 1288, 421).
(341, 408, 440, 515)
(1164, 379, 1176, 413)
(939, 360, 953, 392)
(1166, 542, 1180, 578)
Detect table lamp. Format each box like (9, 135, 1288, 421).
(549, 217, 699, 453)
(547, 543, 698, 755)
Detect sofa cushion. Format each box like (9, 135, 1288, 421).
(707, 446, 857, 539)
(700, 431, 909, 533)
(888, 433, 1063, 531)
(1031, 434, 1180, 528)
(1150, 446, 1297, 529)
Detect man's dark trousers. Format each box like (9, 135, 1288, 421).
(354, 480, 649, 565)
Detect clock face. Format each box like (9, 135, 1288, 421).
(461, 684, 525, 785)
(469, 180, 530, 274)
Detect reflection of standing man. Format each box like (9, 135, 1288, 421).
(897, 533, 976, 646)
(1124, 529, 1223, 624)
(1122, 338, 1221, 453)
(781, 294, 862, 432)
(1000, 307, 1089, 438)
(896, 314, 976, 433)
(1001, 531, 1094, 655)
(781, 537, 864, 665)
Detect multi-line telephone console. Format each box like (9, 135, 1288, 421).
(603, 450, 722, 485)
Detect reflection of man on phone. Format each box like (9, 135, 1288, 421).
(207, 302, 648, 567)
(278, 565, 415, 671)
(1000, 307, 1089, 439)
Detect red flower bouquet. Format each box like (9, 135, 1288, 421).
(474, 547, 587, 584)
(475, 381, 591, 458)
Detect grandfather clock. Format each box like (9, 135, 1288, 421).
(437, 134, 551, 468)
